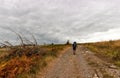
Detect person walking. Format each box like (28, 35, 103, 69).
(72, 41, 77, 55)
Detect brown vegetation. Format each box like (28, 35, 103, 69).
(0, 30, 68, 78)
(0, 45, 67, 78)
(84, 40, 120, 67)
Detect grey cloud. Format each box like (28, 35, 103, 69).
(0, 0, 120, 44)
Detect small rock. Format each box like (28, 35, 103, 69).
(109, 65, 117, 69)
(86, 51, 89, 53)
(93, 74, 99, 78)
(82, 52, 85, 54)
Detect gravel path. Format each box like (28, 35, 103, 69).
(37, 46, 94, 78)
(37, 46, 120, 78)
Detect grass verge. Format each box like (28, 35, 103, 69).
(83, 40, 120, 67)
(0, 44, 69, 78)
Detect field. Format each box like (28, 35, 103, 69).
(0, 44, 69, 78)
(84, 40, 120, 67)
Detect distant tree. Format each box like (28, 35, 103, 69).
(66, 40, 70, 45)
(51, 43, 54, 45)
(44, 42, 46, 46)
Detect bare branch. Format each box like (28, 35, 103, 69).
(23, 36, 34, 45)
(9, 29, 25, 48)
(31, 33, 37, 46)
(27, 31, 38, 46)
(4, 41, 13, 46)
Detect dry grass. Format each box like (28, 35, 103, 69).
(0, 30, 70, 78)
(84, 40, 120, 67)
(0, 48, 9, 58)
(0, 44, 68, 78)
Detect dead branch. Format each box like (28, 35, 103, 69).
(4, 41, 13, 46)
(31, 34, 37, 46)
(9, 29, 25, 48)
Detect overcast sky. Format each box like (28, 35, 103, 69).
(0, 0, 120, 44)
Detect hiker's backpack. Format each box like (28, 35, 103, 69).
(73, 42, 77, 48)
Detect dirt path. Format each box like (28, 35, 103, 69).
(37, 46, 120, 78)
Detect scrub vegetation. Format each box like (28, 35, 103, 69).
(0, 31, 68, 78)
(84, 40, 120, 67)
